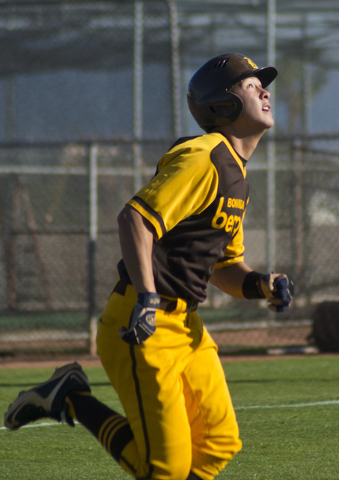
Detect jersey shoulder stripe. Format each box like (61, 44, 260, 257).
(165, 132, 246, 180)
(161, 132, 229, 167)
(167, 135, 202, 151)
(222, 137, 246, 178)
(209, 133, 246, 178)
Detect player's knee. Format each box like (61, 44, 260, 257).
(214, 433, 243, 466)
(191, 434, 242, 480)
(123, 453, 191, 480)
(151, 457, 191, 480)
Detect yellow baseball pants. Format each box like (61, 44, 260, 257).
(97, 283, 242, 480)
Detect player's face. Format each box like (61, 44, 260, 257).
(231, 77, 274, 130)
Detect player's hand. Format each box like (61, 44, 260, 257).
(258, 273, 294, 312)
(119, 292, 161, 345)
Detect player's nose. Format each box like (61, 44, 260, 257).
(259, 87, 270, 100)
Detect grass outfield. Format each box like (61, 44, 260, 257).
(1, 356, 338, 480)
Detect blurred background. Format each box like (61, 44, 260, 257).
(1, 0, 339, 357)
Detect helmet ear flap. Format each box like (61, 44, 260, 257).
(212, 92, 243, 124)
(187, 88, 243, 132)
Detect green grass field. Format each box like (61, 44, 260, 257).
(1, 356, 339, 480)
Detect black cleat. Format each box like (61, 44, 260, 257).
(4, 362, 90, 430)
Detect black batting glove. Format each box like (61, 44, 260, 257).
(119, 292, 161, 345)
(258, 273, 294, 312)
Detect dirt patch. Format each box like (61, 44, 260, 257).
(2, 352, 338, 370)
(210, 326, 312, 347)
(0, 355, 102, 369)
(0, 327, 322, 369)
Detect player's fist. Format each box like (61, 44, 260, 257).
(119, 292, 161, 345)
(259, 273, 294, 312)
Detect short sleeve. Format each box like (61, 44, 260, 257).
(128, 146, 219, 239)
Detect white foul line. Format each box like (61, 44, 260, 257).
(1, 400, 338, 431)
(235, 400, 339, 410)
(0, 421, 65, 431)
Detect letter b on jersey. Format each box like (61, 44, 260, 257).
(212, 197, 227, 229)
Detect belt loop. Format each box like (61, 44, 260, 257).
(171, 298, 187, 314)
(112, 279, 129, 296)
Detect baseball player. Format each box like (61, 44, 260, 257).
(5, 53, 294, 480)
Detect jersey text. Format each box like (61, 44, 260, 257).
(212, 197, 242, 234)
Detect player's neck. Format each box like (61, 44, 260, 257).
(226, 133, 262, 160)
(217, 124, 269, 160)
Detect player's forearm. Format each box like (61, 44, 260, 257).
(117, 205, 156, 294)
(210, 262, 252, 298)
(211, 263, 294, 312)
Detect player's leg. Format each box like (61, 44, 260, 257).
(4, 362, 91, 429)
(96, 284, 195, 480)
(3, 360, 131, 456)
(4, 360, 198, 480)
(4, 361, 143, 474)
(182, 313, 242, 480)
(65, 390, 135, 466)
(5, 284, 194, 480)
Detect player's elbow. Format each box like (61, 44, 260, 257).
(117, 205, 130, 226)
(117, 205, 138, 234)
(118, 205, 156, 238)
(209, 271, 220, 289)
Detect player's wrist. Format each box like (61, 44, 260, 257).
(242, 271, 266, 299)
(137, 292, 161, 308)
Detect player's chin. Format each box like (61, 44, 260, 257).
(261, 120, 275, 132)
(268, 118, 275, 129)
(261, 113, 274, 129)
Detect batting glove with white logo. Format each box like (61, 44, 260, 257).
(258, 273, 294, 312)
(119, 292, 161, 345)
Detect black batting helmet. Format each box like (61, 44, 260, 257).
(187, 53, 277, 132)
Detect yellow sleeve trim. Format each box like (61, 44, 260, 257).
(214, 256, 245, 268)
(127, 199, 164, 240)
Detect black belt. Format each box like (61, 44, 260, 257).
(113, 279, 198, 314)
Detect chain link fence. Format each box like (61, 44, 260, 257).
(1, 0, 339, 357)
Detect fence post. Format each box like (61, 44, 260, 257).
(169, 1, 182, 138)
(133, 1, 144, 193)
(89, 144, 98, 356)
(267, 0, 277, 325)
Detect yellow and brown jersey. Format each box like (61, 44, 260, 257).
(126, 132, 249, 303)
